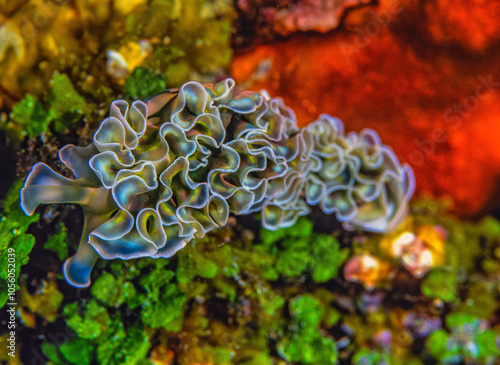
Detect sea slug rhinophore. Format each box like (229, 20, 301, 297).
(20, 78, 415, 287)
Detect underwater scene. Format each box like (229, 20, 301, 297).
(0, 0, 499, 364)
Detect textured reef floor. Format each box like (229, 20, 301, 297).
(1, 0, 500, 364)
(1, 181, 500, 364)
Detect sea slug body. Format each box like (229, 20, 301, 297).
(20, 78, 415, 287)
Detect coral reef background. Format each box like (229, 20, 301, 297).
(0, 0, 499, 364)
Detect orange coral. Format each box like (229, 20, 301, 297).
(424, 0, 500, 51)
(231, 1, 500, 217)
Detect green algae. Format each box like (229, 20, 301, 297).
(5, 73, 90, 141)
(10, 94, 52, 138)
(289, 294, 324, 328)
(278, 334, 338, 364)
(43, 321, 150, 365)
(314, 288, 341, 328)
(90, 260, 187, 332)
(38, 222, 286, 363)
(59, 338, 93, 365)
(44, 222, 69, 261)
(42, 337, 93, 365)
(140, 283, 186, 331)
(47, 74, 90, 133)
(61, 297, 152, 365)
(123, 67, 167, 101)
(421, 267, 458, 302)
(352, 348, 391, 365)
(8, 197, 500, 364)
(277, 294, 338, 364)
(259, 217, 349, 282)
(90, 272, 124, 307)
(204, 346, 234, 364)
(310, 235, 350, 283)
(96, 323, 151, 365)
(51, 258, 183, 362)
(41, 342, 68, 365)
(64, 300, 112, 339)
(260, 215, 313, 249)
(177, 242, 220, 284)
(0, 180, 38, 308)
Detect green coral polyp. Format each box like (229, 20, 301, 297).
(20, 78, 414, 287)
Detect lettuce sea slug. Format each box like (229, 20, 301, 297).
(20, 78, 415, 287)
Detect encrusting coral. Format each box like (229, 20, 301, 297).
(20, 78, 414, 287)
